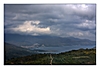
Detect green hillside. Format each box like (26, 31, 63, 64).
(5, 48, 96, 65)
(5, 43, 36, 60)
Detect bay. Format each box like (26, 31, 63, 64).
(31, 45, 95, 54)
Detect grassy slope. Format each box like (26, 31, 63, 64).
(5, 43, 35, 60)
(5, 48, 96, 65)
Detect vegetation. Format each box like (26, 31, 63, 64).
(5, 43, 36, 60)
(5, 48, 96, 65)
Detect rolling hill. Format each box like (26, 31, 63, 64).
(4, 42, 36, 60)
(5, 48, 96, 65)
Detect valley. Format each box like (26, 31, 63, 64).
(4, 34, 96, 65)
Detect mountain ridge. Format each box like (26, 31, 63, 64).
(4, 33, 96, 47)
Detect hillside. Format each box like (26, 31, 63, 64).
(5, 48, 96, 65)
(4, 43, 36, 60)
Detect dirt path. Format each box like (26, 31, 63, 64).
(50, 54, 53, 65)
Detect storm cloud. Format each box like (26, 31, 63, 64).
(4, 4, 96, 41)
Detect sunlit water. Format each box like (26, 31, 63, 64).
(30, 45, 95, 54)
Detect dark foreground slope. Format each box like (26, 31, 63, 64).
(5, 48, 96, 65)
(4, 43, 36, 60)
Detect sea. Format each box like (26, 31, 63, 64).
(30, 45, 95, 54)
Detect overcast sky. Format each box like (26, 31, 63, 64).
(4, 4, 96, 41)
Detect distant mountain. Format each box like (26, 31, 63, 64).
(4, 42, 36, 60)
(4, 33, 96, 47)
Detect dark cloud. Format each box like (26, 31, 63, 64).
(4, 4, 96, 41)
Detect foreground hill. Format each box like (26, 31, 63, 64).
(5, 48, 96, 65)
(4, 33, 96, 46)
(4, 43, 36, 60)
